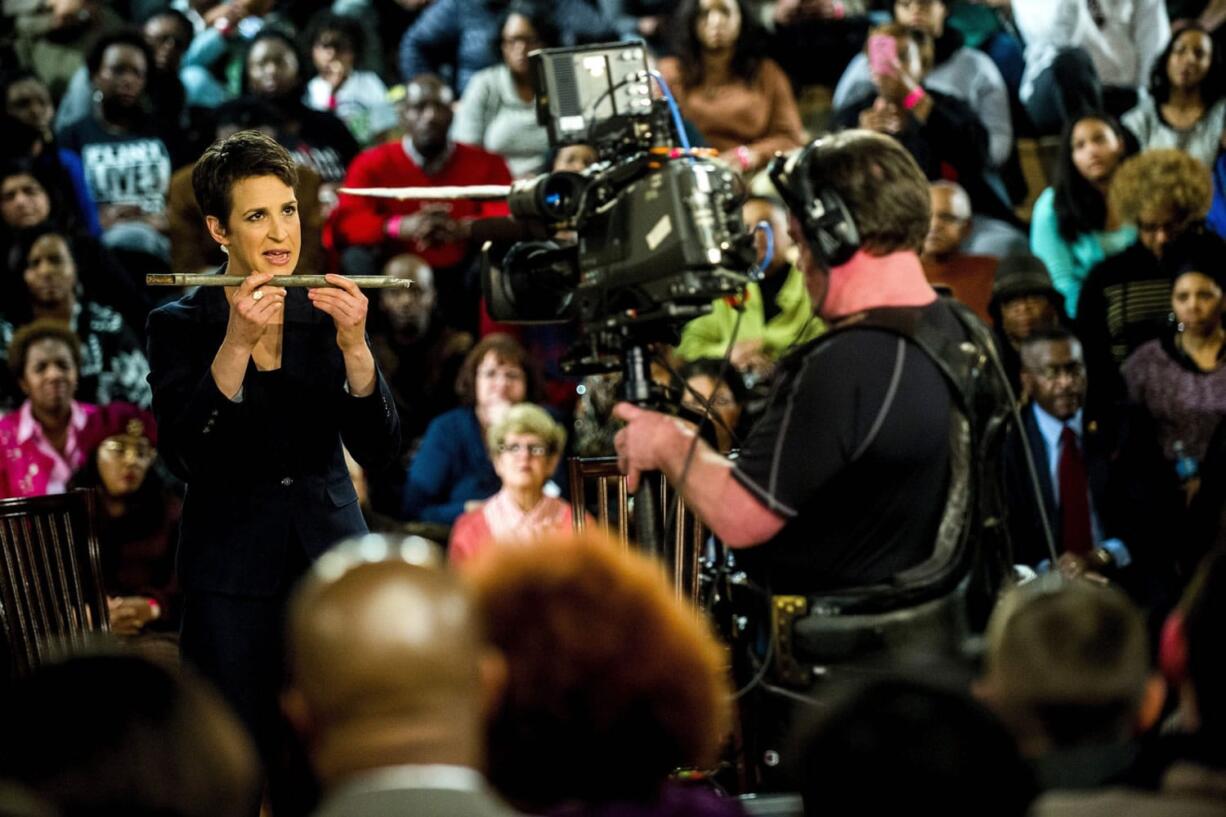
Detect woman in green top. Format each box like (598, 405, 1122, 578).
(1030, 113, 1137, 318)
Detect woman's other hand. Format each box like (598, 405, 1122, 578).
(308, 273, 370, 353)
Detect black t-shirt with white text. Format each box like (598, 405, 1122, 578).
(58, 116, 172, 215)
(732, 302, 957, 594)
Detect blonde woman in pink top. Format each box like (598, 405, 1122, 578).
(450, 403, 587, 563)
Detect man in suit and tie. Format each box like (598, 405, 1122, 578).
(1003, 327, 1178, 598)
(284, 536, 519, 817)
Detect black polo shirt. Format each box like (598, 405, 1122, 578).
(732, 302, 956, 594)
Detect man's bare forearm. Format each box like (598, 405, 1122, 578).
(653, 430, 786, 548)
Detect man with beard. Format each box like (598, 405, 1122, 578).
(332, 74, 512, 334)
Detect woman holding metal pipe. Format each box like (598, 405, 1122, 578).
(144, 129, 399, 803)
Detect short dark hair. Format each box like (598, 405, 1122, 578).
(795, 679, 1034, 816)
(806, 130, 931, 255)
(490, 0, 561, 62)
(0, 653, 260, 817)
(85, 29, 154, 78)
(8, 319, 81, 381)
(454, 333, 543, 405)
(304, 10, 365, 56)
(191, 130, 299, 224)
(1018, 326, 1081, 357)
(676, 358, 748, 405)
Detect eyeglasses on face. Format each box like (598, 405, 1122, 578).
(498, 442, 552, 457)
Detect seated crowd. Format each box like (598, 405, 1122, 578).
(2, 0, 1226, 814)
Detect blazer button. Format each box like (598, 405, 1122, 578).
(281, 477, 294, 487)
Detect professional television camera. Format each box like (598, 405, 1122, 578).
(481, 41, 758, 393)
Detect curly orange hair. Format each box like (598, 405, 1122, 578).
(1109, 148, 1213, 224)
(464, 534, 732, 807)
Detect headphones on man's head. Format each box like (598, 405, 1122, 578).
(767, 139, 860, 269)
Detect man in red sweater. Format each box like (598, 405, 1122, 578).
(332, 74, 512, 333)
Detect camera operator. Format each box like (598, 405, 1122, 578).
(614, 129, 995, 597)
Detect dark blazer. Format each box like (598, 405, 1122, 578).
(146, 270, 400, 596)
(1003, 401, 1179, 598)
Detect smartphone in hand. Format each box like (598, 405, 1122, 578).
(868, 34, 899, 77)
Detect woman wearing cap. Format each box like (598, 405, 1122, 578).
(70, 416, 182, 638)
(987, 255, 1067, 394)
(449, 403, 585, 564)
(1122, 259, 1226, 483)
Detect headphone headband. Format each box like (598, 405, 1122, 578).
(767, 140, 861, 269)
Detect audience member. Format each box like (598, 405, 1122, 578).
(762, 0, 870, 90)
(1013, 0, 1170, 134)
(1031, 546, 1226, 815)
(657, 0, 805, 175)
(236, 29, 360, 186)
(397, 0, 614, 95)
(1031, 114, 1137, 317)
(676, 358, 747, 454)
(451, 4, 555, 179)
(284, 535, 519, 817)
(333, 74, 512, 334)
(921, 180, 998, 322)
(976, 576, 1164, 793)
(11, 0, 126, 102)
(833, 0, 1013, 170)
(677, 196, 821, 376)
(0, 321, 143, 498)
(68, 416, 181, 638)
(0, 74, 101, 237)
(795, 678, 1035, 816)
(178, 0, 283, 100)
(401, 333, 545, 525)
(1122, 257, 1226, 475)
(0, 159, 154, 340)
(1002, 329, 1179, 600)
(832, 25, 1016, 227)
(1122, 25, 1226, 168)
(987, 255, 1068, 394)
(466, 536, 735, 814)
(369, 253, 472, 450)
(304, 11, 398, 147)
(1078, 150, 1218, 369)
(450, 403, 578, 563)
(0, 653, 260, 817)
(56, 31, 174, 267)
(0, 229, 152, 410)
(144, 8, 229, 110)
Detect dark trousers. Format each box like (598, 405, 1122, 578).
(1025, 47, 1139, 135)
(179, 545, 316, 816)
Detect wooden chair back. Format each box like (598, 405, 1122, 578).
(568, 456, 706, 601)
(0, 490, 109, 677)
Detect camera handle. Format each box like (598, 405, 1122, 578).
(621, 344, 667, 557)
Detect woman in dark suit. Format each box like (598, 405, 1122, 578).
(145, 130, 399, 801)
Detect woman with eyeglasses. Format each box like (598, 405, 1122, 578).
(401, 333, 550, 526)
(450, 403, 586, 563)
(69, 416, 182, 638)
(450, 2, 556, 178)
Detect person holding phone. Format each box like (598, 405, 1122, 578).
(833, 24, 1015, 227)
